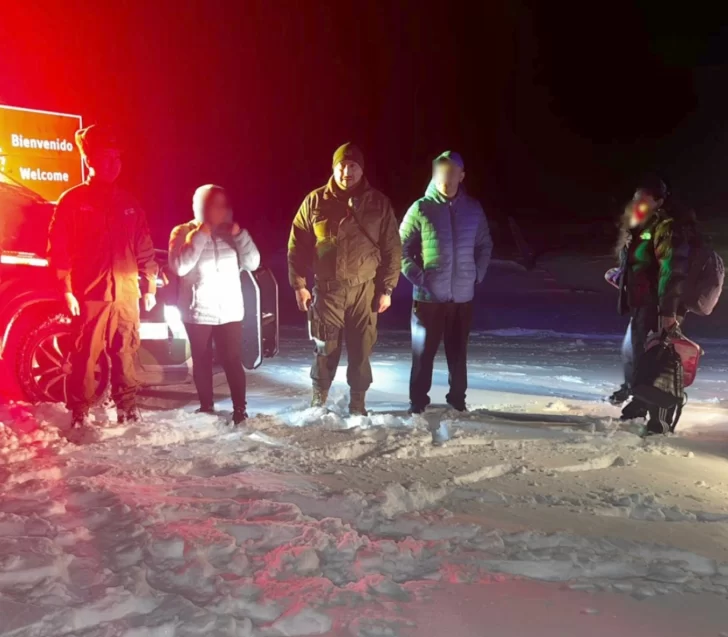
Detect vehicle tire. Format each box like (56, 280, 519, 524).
(17, 314, 110, 405)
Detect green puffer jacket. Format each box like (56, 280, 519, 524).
(617, 211, 691, 317)
(399, 182, 492, 303)
(287, 178, 402, 292)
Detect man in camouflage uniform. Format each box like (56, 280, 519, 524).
(288, 143, 401, 415)
(48, 125, 158, 440)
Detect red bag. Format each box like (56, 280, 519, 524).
(645, 331, 702, 388)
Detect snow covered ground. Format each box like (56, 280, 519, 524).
(1, 328, 728, 636)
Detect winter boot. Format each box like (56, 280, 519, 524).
(232, 408, 248, 426)
(70, 409, 90, 428)
(349, 391, 367, 416)
(311, 386, 329, 408)
(408, 397, 431, 415)
(620, 398, 648, 421)
(118, 405, 142, 425)
(195, 406, 216, 415)
(608, 384, 631, 406)
(65, 410, 95, 444)
(446, 397, 468, 413)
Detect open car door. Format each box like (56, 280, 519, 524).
(240, 267, 279, 370)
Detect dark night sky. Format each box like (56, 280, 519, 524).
(2, 1, 728, 253)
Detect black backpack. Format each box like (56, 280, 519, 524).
(632, 336, 686, 434)
(683, 237, 724, 316)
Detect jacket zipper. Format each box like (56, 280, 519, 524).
(212, 237, 222, 314)
(449, 200, 456, 301)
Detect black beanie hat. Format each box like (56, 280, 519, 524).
(332, 143, 365, 170)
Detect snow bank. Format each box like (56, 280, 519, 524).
(0, 333, 727, 637)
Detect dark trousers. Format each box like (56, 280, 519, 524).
(409, 300, 473, 408)
(184, 321, 246, 412)
(69, 301, 140, 413)
(309, 280, 377, 392)
(621, 305, 659, 387)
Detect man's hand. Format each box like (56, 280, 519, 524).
(64, 292, 80, 317)
(295, 288, 312, 312)
(143, 293, 157, 312)
(660, 315, 678, 333)
(377, 293, 392, 314)
(231, 222, 242, 236)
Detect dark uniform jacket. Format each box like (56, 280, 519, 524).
(287, 177, 402, 293)
(47, 180, 158, 303)
(618, 211, 690, 318)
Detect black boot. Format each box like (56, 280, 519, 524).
(70, 409, 91, 428)
(311, 386, 329, 408)
(118, 406, 142, 424)
(66, 409, 95, 444)
(232, 408, 248, 426)
(620, 399, 648, 421)
(609, 384, 631, 406)
(446, 395, 468, 412)
(349, 391, 367, 416)
(195, 406, 216, 415)
(409, 397, 431, 415)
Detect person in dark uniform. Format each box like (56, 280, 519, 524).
(288, 143, 402, 415)
(47, 125, 158, 441)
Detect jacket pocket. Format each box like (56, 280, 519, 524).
(420, 269, 430, 288)
(309, 303, 336, 343)
(423, 269, 439, 293)
(313, 220, 330, 242)
(422, 269, 449, 302)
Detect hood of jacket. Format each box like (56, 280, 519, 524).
(192, 184, 233, 225)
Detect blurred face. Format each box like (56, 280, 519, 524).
(333, 160, 363, 191)
(205, 190, 231, 227)
(433, 161, 465, 198)
(86, 148, 122, 184)
(628, 189, 663, 228)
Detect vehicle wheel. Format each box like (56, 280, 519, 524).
(17, 314, 110, 404)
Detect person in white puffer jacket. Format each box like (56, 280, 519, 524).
(169, 184, 260, 424)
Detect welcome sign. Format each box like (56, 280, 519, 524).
(0, 105, 84, 202)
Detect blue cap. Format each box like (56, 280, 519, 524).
(434, 150, 464, 170)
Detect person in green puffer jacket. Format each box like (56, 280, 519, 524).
(610, 177, 692, 420)
(400, 151, 492, 415)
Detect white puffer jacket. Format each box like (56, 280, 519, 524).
(169, 220, 260, 325)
